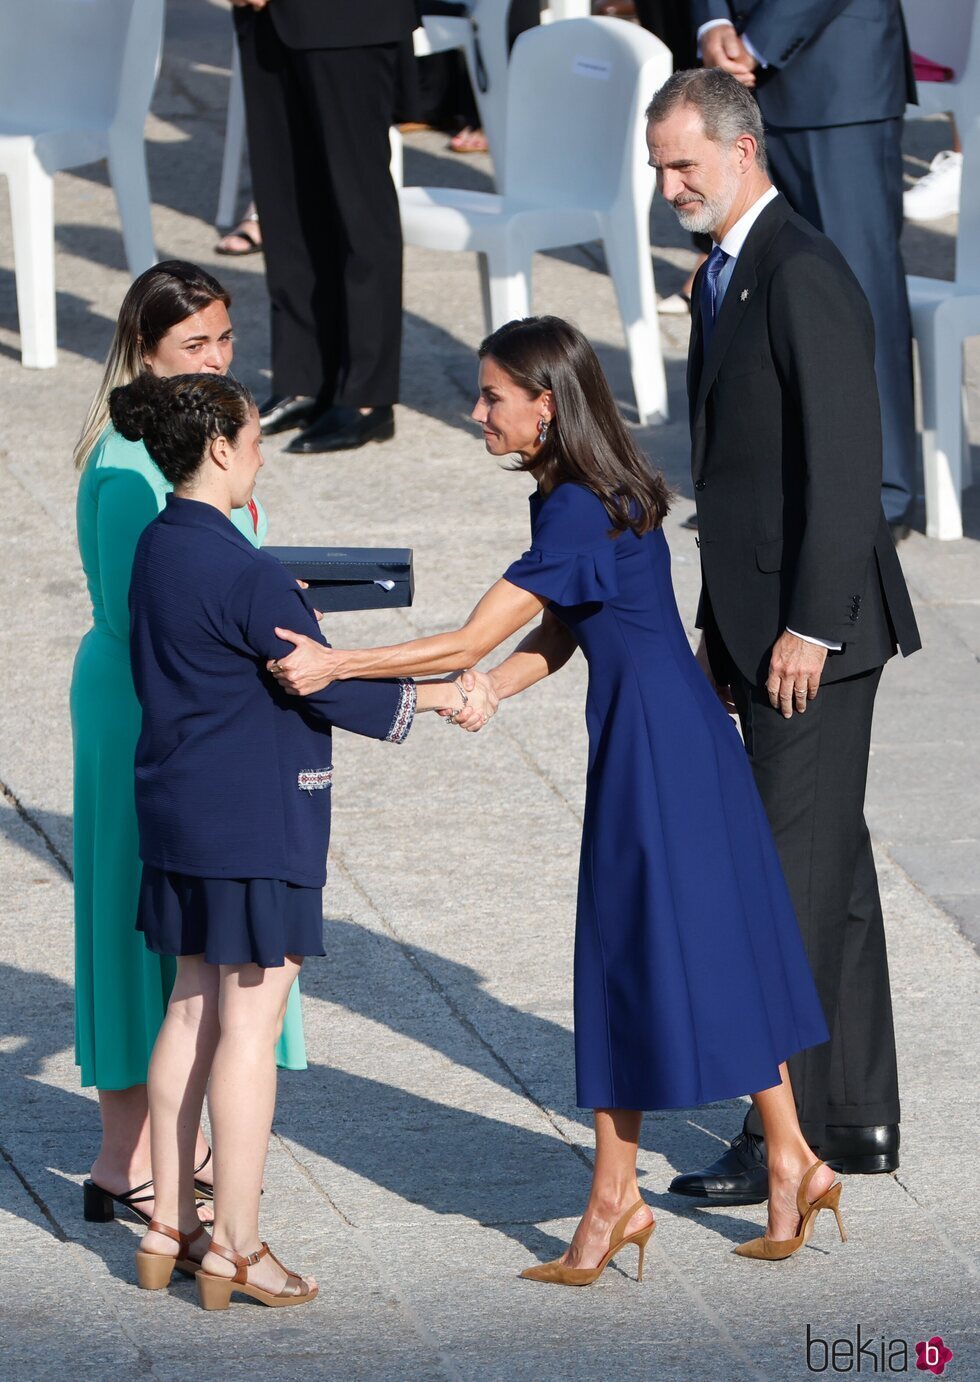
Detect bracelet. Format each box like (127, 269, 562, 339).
(444, 679, 469, 725)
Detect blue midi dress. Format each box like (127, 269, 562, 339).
(503, 482, 830, 1111)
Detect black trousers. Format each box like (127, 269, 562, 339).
(236, 13, 403, 406)
(719, 660, 901, 1145)
(765, 119, 916, 525)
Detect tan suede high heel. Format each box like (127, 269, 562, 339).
(519, 1200, 654, 1286)
(135, 1220, 208, 1289)
(735, 1161, 848, 1260)
(196, 1241, 318, 1310)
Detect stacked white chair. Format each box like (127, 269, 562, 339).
(400, 18, 672, 424)
(0, 0, 163, 369)
(902, 0, 980, 539)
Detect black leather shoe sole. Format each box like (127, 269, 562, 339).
(259, 397, 318, 436)
(818, 1124, 899, 1175)
(669, 1181, 769, 1206)
(286, 414, 395, 455)
(822, 1151, 898, 1174)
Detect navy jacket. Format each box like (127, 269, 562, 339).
(129, 496, 415, 887)
(693, 0, 916, 128)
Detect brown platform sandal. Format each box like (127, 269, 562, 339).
(734, 1161, 848, 1261)
(135, 1220, 209, 1289)
(519, 1199, 654, 1287)
(196, 1241, 318, 1311)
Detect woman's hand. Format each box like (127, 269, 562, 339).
(268, 630, 344, 695)
(441, 669, 499, 731)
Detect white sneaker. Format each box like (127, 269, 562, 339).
(904, 149, 962, 222)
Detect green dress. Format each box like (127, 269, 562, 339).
(71, 427, 307, 1088)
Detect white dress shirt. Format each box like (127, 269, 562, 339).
(708, 185, 842, 652)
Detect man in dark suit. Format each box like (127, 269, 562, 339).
(693, 0, 918, 537)
(646, 68, 921, 1204)
(231, 0, 418, 453)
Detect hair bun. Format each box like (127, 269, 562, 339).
(108, 372, 168, 444)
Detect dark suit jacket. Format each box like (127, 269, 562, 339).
(240, 0, 419, 51)
(130, 496, 413, 887)
(688, 194, 920, 687)
(692, 0, 916, 127)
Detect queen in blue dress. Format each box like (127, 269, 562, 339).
(270, 317, 846, 1282)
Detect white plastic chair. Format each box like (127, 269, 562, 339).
(0, 0, 163, 369)
(902, 0, 980, 538)
(399, 18, 672, 424)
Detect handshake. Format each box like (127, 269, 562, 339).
(440, 669, 499, 733)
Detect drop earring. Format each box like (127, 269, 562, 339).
(537, 417, 549, 444)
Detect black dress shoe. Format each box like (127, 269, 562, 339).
(258, 394, 318, 436)
(669, 1131, 769, 1206)
(285, 405, 395, 455)
(817, 1124, 899, 1175)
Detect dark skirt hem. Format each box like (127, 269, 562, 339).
(575, 1031, 830, 1113)
(138, 867, 324, 970)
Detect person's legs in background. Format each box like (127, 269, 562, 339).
(285, 42, 404, 454)
(236, 10, 341, 434)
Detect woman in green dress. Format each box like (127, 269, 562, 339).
(72, 261, 305, 1225)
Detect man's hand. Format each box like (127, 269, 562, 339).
(766, 632, 828, 718)
(440, 669, 499, 732)
(268, 629, 341, 695)
(695, 634, 737, 714)
(701, 23, 758, 87)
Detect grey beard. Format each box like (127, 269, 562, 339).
(674, 196, 729, 235)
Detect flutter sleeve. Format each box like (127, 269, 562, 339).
(230, 558, 415, 743)
(502, 483, 618, 607)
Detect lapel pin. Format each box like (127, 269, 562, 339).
(740, 289, 749, 302)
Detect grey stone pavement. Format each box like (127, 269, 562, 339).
(1, 3, 978, 1377)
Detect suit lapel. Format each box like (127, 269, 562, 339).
(691, 195, 790, 439)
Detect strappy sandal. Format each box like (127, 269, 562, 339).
(135, 1220, 209, 1289)
(196, 1241, 318, 1311)
(83, 1175, 155, 1225)
(193, 1148, 214, 1201)
(448, 126, 489, 154)
(83, 1149, 215, 1223)
(215, 212, 261, 256)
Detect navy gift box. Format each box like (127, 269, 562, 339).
(266, 546, 415, 614)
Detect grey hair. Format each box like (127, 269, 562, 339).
(645, 68, 768, 172)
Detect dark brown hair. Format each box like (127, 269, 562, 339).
(479, 316, 670, 535)
(109, 373, 253, 488)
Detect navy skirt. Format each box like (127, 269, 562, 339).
(137, 867, 324, 969)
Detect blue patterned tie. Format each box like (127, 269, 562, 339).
(700, 244, 730, 351)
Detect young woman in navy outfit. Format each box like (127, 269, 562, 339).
(114, 372, 478, 1310)
(270, 318, 845, 1283)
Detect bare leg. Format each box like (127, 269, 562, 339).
(140, 955, 220, 1260)
(90, 1086, 152, 1193)
(560, 1109, 654, 1270)
(91, 1088, 214, 1214)
(751, 1063, 836, 1241)
(201, 957, 315, 1296)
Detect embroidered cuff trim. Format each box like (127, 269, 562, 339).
(298, 767, 334, 793)
(386, 679, 416, 744)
